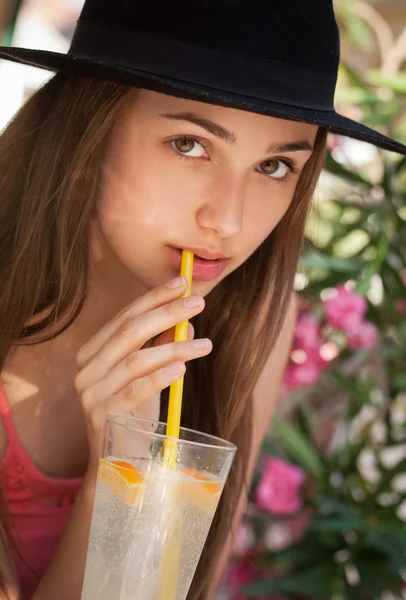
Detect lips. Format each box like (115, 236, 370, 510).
(168, 247, 229, 282)
(181, 246, 228, 261)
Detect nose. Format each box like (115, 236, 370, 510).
(196, 172, 245, 239)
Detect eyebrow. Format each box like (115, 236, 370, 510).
(159, 111, 314, 154)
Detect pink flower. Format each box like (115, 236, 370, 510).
(283, 360, 322, 389)
(226, 553, 266, 600)
(324, 284, 367, 332)
(256, 457, 305, 515)
(346, 320, 378, 350)
(227, 559, 257, 589)
(294, 314, 321, 349)
(226, 552, 277, 600)
(306, 343, 329, 368)
(295, 313, 320, 350)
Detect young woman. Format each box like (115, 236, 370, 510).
(0, 1, 404, 599)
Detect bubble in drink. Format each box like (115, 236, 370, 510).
(81, 457, 225, 600)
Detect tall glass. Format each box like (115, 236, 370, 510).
(81, 415, 236, 600)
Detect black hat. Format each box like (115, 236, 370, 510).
(1, 0, 405, 155)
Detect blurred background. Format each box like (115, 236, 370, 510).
(0, 0, 84, 129)
(1, 1, 406, 599)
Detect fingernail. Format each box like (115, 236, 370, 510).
(166, 362, 185, 375)
(168, 276, 186, 289)
(184, 295, 203, 308)
(191, 339, 211, 349)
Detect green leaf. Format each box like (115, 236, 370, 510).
(333, 230, 370, 259)
(393, 373, 406, 388)
(293, 403, 314, 442)
(334, 87, 381, 107)
(260, 437, 280, 457)
(243, 563, 336, 597)
(362, 100, 405, 129)
(335, 441, 368, 474)
(367, 531, 406, 571)
(308, 516, 367, 533)
(331, 372, 370, 406)
(272, 418, 324, 478)
(395, 155, 406, 175)
(340, 62, 367, 90)
(354, 233, 389, 294)
(381, 262, 406, 299)
(271, 541, 326, 566)
(300, 251, 362, 273)
(355, 555, 404, 596)
(313, 493, 348, 513)
(367, 70, 406, 95)
(337, 8, 374, 50)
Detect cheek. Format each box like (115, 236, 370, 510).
(97, 149, 189, 240)
(246, 183, 295, 244)
(97, 143, 214, 246)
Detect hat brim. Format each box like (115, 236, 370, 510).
(1, 46, 405, 155)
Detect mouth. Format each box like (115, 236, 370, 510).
(168, 246, 230, 282)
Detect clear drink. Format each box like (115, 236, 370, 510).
(81, 417, 236, 600)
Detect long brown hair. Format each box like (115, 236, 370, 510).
(0, 73, 327, 598)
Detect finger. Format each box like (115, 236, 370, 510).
(115, 361, 188, 411)
(76, 276, 188, 369)
(81, 360, 187, 413)
(76, 297, 204, 391)
(93, 338, 212, 397)
(150, 323, 195, 348)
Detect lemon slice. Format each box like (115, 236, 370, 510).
(98, 459, 144, 506)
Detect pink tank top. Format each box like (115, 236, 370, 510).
(0, 386, 83, 599)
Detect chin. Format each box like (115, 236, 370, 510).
(191, 272, 231, 297)
(190, 280, 214, 297)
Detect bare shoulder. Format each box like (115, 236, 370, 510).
(252, 292, 298, 440)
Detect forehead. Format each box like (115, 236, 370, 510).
(131, 89, 318, 142)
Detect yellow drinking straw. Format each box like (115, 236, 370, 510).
(164, 250, 194, 466)
(160, 250, 194, 600)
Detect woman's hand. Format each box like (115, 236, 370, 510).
(74, 276, 212, 475)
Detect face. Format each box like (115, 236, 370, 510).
(92, 89, 317, 298)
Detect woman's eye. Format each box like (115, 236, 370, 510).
(259, 159, 290, 179)
(170, 139, 297, 180)
(171, 137, 206, 158)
